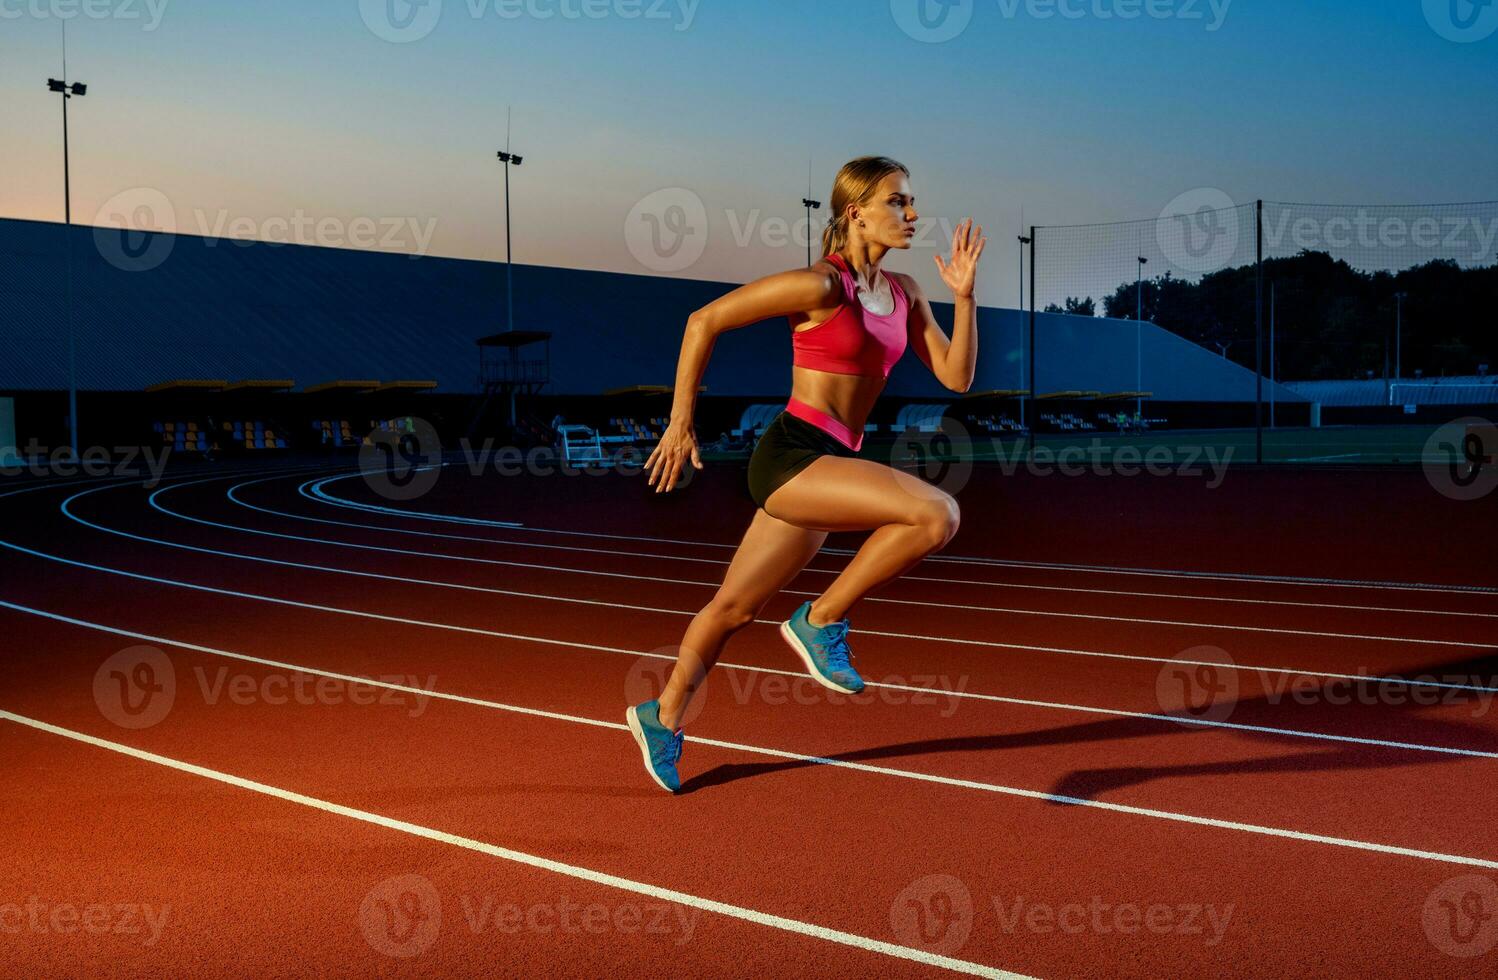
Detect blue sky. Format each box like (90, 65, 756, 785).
(6, 0, 1497, 305)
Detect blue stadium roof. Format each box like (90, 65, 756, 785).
(1, 217, 1299, 402)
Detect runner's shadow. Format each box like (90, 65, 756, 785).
(679, 650, 1498, 798)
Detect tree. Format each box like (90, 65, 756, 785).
(1044, 296, 1096, 316)
(1095, 251, 1497, 380)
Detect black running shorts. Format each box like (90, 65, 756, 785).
(745, 411, 858, 509)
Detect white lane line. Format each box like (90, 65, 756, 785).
(152, 479, 1498, 648)
(0, 709, 1026, 979)
(303, 474, 1498, 597)
(1283, 453, 1364, 463)
(0, 460, 343, 501)
(51, 481, 1498, 695)
(2, 602, 1496, 873)
(214, 476, 1498, 621)
(43, 485, 1498, 756)
(824, 549, 1498, 596)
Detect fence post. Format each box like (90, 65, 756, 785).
(1027, 226, 1037, 461)
(1255, 200, 1264, 465)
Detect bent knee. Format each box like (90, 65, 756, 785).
(701, 594, 758, 632)
(914, 494, 960, 550)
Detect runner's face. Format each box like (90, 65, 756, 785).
(857, 172, 918, 250)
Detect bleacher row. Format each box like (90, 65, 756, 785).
(150, 418, 417, 454)
(602, 416, 670, 445)
(551, 403, 1175, 463)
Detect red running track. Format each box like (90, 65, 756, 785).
(2, 458, 1496, 977)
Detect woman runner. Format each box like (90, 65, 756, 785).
(628, 156, 986, 792)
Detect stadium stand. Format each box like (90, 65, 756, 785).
(312, 419, 359, 449)
(222, 419, 288, 452)
(895, 404, 949, 433)
(152, 420, 211, 454)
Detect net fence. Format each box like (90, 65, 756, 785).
(1023, 197, 1498, 458)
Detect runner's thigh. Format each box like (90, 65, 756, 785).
(763, 455, 954, 533)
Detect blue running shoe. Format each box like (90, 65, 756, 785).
(626, 699, 684, 793)
(780, 600, 865, 694)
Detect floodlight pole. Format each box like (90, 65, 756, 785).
(497, 121, 523, 430)
(48, 61, 87, 460)
(1026, 228, 1036, 459)
(1136, 255, 1147, 418)
(497, 149, 522, 333)
(801, 198, 821, 266)
(1018, 233, 1032, 435)
(1255, 200, 1264, 465)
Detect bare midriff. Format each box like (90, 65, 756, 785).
(787, 365, 886, 451)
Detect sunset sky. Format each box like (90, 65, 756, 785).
(6, 0, 1497, 306)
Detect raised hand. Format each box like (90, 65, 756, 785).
(934, 217, 987, 299)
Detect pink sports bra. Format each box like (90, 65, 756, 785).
(792, 252, 909, 380)
(786, 253, 911, 452)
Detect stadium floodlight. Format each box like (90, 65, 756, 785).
(495, 107, 526, 341)
(48, 52, 89, 460)
(801, 197, 821, 266)
(1017, 234, 1032, 429)
(1136, 256, 1148, 416)
(496, 147, 523, 334)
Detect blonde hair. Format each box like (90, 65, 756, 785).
(820, 155, 910, 257)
